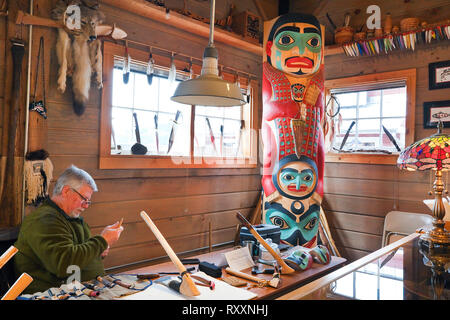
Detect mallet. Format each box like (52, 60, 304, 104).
(236, 211, 295, 274)
(140, 211, 200, 297)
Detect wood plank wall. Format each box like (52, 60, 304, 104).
(20, 0, 262, 270)
(323, 42, 450, 262)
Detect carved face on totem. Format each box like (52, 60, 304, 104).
(266, 14, 323, 76)
(264, 154, 320, 246)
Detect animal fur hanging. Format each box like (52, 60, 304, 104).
(24, 149, 54, 206)
(52, 0, 105, 116)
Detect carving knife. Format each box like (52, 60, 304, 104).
(154, 113, 159, 154)
(382, 125, 401, 152)
(339, 120, 356, 151)
(205, 117, 218, 155)
(167, 110, 181, 154)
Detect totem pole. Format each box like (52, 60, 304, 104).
(262, 13, 325, 248)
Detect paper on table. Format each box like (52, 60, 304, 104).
(117, 271, 257, 300)
(224, 247, 255, 271)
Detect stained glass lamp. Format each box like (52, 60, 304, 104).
(397, 121, 450, 245)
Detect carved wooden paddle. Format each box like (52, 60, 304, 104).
(236, 211, 295, 274)
(140, 211, 200, 297)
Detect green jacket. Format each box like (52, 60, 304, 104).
(14, 199, 108, 294)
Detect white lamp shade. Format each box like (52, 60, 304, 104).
(171, 73, 246, 107)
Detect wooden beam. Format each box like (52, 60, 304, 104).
(101, 0, 263, 56)
(15, 10, 62, 28)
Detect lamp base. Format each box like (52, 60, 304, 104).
(419, 224, 450, 246)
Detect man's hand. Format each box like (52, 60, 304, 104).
(101, 246, 110, 258)
(101, 219, 124, 247)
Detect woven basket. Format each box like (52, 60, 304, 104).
(400, 18, 419, 32)
(334, 26, 354, 44)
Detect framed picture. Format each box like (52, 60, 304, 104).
(429, 60, 450, 90)
(423, 100, 450, 129)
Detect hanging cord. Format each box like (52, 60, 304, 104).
(325, 93, 340, 118)
(29, 36, 47, 119)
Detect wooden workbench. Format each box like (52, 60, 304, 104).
(123, 247, 347, 300)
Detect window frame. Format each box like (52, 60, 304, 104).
(99, 42, 259, 169)
(324, 69, 416, 165)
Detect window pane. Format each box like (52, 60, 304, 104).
(367, 90, 381, 104)
(134, 73, 159, 111)
(223, 119, 242, 157)
(111, 107, 134, 153)
(382, 118, 405, 150)
(194, 104, 245, 158)
(358, 118, 381, 149)
(224, 106, 242, 120)
(335, 92, 357, 107)
(194, 115, 219, 157)
(158, 78, 181, 113)
(333, 120, 356, 150)
(111, 64, 190, 156)
(359, 102, 380, 119)
(112, 68, 134, 108)
(382, 87, 406, 117)
(338, 105, 356, 119)
(332, 84, 407, 153)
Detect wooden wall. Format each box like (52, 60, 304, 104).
(16, 0, 263, 271)
(323, 42, 450, 261)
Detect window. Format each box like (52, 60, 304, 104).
(100, 42, 258, 169)
(324, 69, 416, 164)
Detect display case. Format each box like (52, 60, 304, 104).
(278, 233, 450, 300)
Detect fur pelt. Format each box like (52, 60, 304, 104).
(52, 0, 105, 116)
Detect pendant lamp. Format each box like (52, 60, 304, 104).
(171, 0, 246, 107)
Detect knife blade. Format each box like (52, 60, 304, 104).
(382, 125, 401, 152)
(154, 113, 159, 154)
(339, 120, 356, 151)
(205, 117, 218, 155)
(167, 110, 181, 154)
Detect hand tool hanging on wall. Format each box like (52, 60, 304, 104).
(382, 125, 401, 152)
(146, 47, 155, 85)
(131, 112, 147, 155)
(168, 52, 176, 84)
(339, 120, 356, 151)
(205, 117, 218, 155)
(123, 40, 130, 84)
(140, 211, 200, 297)
(246, 75, 251, 103)
(154, 113, 159, 154)
(219, 124, 224, 156)
(28, 36, 47, 119)
(235, 211, 295, 274)
(167, 110, 181, 154)
(235, 120, 245, 157)
(0, 38, 26, 215)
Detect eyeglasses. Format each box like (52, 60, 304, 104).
(70, 188, 92, 206)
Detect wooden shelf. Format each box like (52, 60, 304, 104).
(101, 0, 263, 56)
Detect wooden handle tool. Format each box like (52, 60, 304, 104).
(1, 273, 33, 300)
(236, 211, 295, 274)
(225, 267, 279, 288)
(0, 246, 18, 270)
(140, 211, 200, 297)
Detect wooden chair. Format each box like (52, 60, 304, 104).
(381, 211, 433, 247)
